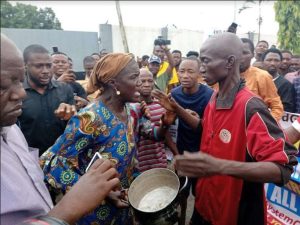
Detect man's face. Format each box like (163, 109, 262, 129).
(26, 53, 52, 87)
(263, 52, 281, 76)
(255, 42, 268, 55)
(51, 54, 69, 76)
(289, 58, 300, 72)
(153, 46, 165, 60)
(139, 70, 154, 96)
(280, 52, 292, 70)
(84, 61, 96, 78)
(199, 45, 228, 86)
(240, 43, 253, 73)
(0, 51, 26, 127)
(141, 58, 149, 67)
(148, 62, 160, 76)
(172, 52, 182, 67)
(178, 59, 199, 89)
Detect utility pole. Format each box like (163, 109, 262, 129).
(257, 0, 262, 41)
(233, 1, 237, 22)
(115, 1, 129, 53)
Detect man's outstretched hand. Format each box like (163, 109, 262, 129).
(54, 103, 76, 120)
(151, 89, 177, 112)
(48, 159, 119, 224)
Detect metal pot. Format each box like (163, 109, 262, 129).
(128, 168, 187, 225)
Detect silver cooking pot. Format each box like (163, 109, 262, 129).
(128, 168, 187, 225)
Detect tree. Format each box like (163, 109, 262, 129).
(274, 0, 300, 54)
(1, 1, 62, 30)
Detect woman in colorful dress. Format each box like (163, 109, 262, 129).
(40, 53, 174, 225)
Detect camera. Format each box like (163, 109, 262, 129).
(52, 46, 59, 53)
(227, 22, 238, 34)
(154, 36, 171, 46)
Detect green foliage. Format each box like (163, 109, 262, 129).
(1, 0, 62, 30)
(274, 0, 300, 54)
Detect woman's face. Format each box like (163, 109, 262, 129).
(115, 59, 141, 102)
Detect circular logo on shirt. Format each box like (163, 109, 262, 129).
(219, 129, 231, 143)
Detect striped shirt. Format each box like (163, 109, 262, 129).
(136, 101, 167, 172)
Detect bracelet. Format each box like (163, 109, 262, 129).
(292, 118, 300, 134)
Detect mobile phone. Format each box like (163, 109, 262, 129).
(52, 47, 58, 53)
(230, 22, 238, 29)
(85, 152, 102, 172)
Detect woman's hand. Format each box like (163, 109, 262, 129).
(106, 189, 129, 208)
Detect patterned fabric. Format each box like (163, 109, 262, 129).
(133, 102, 168, 172)
(294, 77, 300, 113)
(41, 101, 152, 225)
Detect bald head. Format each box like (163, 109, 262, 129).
(201, 32, 243, 60)
(199, 32, 243, 86)
(1, 34, 23, 70)
(1, 34, 26, 127)
(139, 68, 153, 78)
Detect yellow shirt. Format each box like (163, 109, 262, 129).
(157, 61, 179, 85)
(241, 66, 284, 121)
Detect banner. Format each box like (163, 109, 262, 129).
(266, 112, 300, 225)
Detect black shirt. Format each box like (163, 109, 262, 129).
(273, 75, 296, 112)
(18, 77, 75, 155)
(69, 81, 87, 99)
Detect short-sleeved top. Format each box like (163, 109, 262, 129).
(1, 125, 53, 225)
(18, 77, 75, 155)
(171, 84, 213, 153)
(195, 80, 298, 225)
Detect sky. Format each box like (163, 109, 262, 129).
(13, 1, 279, 38)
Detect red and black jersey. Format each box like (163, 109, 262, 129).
(195, 80, 298, 225)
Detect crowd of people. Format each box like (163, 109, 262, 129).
(1, 25, 300, 225)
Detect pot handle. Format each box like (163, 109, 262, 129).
(178, 176, 188, 193)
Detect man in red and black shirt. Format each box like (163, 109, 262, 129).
(152, 32, 298, 225)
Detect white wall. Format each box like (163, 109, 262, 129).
(111, 25, 205, 57)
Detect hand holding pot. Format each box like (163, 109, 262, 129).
(107, 189, 129, 208)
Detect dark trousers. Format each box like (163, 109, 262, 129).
(190, 208, 211, 225)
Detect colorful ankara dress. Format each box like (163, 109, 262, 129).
(41, 100, 152, 225)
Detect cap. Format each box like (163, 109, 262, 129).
(148, 55, 161, 64)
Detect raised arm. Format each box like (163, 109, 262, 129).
(161, 45, 175, 76)
(151, 89, 201, 130)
